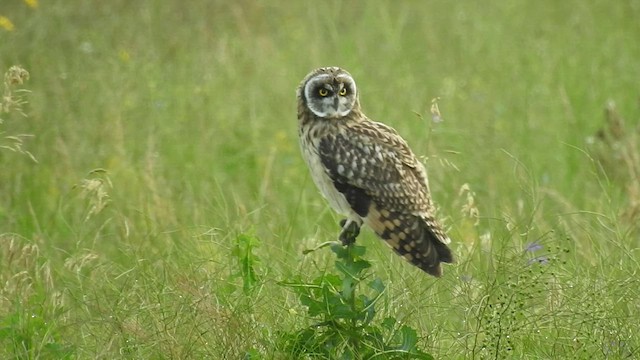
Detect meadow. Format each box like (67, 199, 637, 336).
(1, 1, 639, 358)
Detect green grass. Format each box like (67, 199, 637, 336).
(1, 0, 639, 358)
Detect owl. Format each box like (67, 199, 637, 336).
(297, 66, 454, 277)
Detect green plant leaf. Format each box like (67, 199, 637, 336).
(397, 325, 419, 352)
(361, 294, 376, 324)
(382, 317, 397, 330)
(330, 244, 366, 259)
(232, 233, 262, 294)
(369, 277, 385, 293)
(335, 258, 371, 278)
(279, 242, 433, 359)
(243, 348, 262, 359)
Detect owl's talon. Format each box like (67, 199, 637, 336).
(339, 220, 360, 246)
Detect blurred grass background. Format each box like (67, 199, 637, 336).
(1, 0, 639, 358)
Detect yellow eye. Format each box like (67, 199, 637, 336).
(318, 88, 329, 97)
(339, 88, 347, 96)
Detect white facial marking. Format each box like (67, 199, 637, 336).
(336, 74, 356, 96)
(304, 72, 357, 118)
(304, 74, 331, 108)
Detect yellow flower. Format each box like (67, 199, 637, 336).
(0, 16, 15, 31)
(23, 0, 39, 9)
(118, 49, 131, 63)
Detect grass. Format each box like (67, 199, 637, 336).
(1, 0, 639, 358)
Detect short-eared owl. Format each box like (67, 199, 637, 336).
(297, 67, 454, 277)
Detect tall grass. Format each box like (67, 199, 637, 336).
(1, 0, 639, 358)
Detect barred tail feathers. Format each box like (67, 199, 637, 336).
(365, 205, 453, 277)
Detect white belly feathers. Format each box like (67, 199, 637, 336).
(301, 137, 356, 219)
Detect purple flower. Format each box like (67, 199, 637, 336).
(524, 241, 543, 253)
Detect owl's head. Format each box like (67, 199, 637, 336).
(298, 67, 359, 119)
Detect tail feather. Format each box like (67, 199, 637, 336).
(365, 205, 453, 277)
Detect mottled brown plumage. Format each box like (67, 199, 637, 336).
(297, 67, 453, 276)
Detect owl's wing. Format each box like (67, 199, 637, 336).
(318, 120, 453, 276)
(318, 120, 430, 214)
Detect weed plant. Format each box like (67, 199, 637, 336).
(278, 244, 432, 359)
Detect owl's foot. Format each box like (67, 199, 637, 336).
(339, 219, 361, 246)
